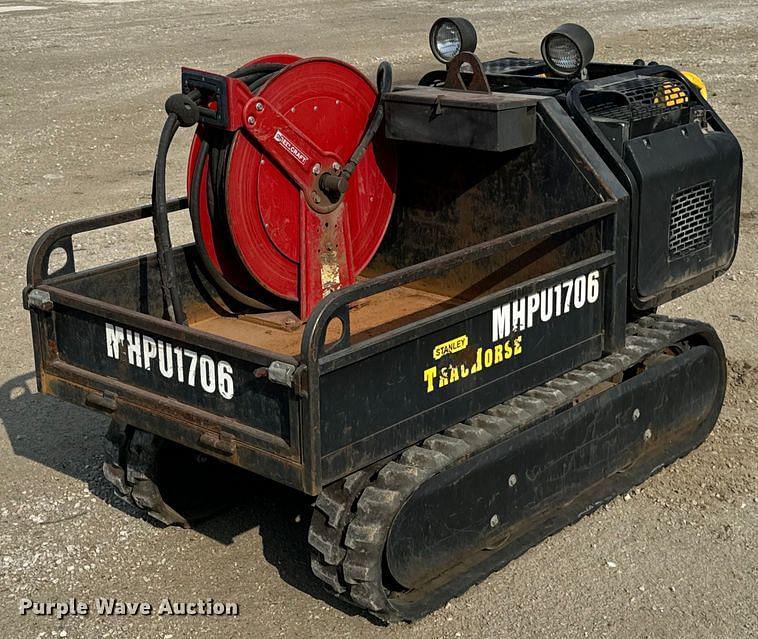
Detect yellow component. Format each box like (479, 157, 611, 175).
(432, 335, 468, 360)
(682, 71, 708, 100)
(653, 80, 689, 107)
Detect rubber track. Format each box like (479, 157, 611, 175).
(308, 315, 710, 621)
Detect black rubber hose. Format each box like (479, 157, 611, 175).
(319, 61, 392, 199)
(188, 138, 278, 311)
(229, 62, 285, 79)
(153, 63, 285, 319)
(151, 113, 186, 324)
(194, 64, 286, 309)
(342, 61, 392, 181)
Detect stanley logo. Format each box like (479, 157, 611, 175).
(433, 335, 468, 360)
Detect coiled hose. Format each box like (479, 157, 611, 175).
(151, 60, 392, 324)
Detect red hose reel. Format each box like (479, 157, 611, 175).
(187, 55, 397, 319)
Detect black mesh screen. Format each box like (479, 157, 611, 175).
(483, 58, 542, 74)
(668, 181, 714, 259)
(583, 76, 689, 123)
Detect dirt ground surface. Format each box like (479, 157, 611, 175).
(1, 1, 756, 637)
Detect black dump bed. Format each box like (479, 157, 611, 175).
(24, 98, 628, 494)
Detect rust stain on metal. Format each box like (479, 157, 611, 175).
(318, 208, 344, 296)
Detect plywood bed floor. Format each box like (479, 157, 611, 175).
(192, 285, 455, 357)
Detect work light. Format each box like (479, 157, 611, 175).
(541, 23, 594, 77)
(429, 17, 477, 63)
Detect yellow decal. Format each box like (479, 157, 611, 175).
(424, 336, 523, 393)
(433, 335, 468, 360)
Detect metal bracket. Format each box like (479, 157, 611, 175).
(181, 68, 230, 127)
(85, 390, 118, 412)
(198, 431, 236, 456)
(254, 361, 307, 395)
(26, 289, 53, 312)
(267, 361, 297, 387)
(242, 96, 342, 212)
(444, 52, 491, 94)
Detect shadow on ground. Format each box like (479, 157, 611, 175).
(0, 371, 377, 623)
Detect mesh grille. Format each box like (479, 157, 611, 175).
(584, 76, 689, 122)
(668, 181, 714, 259)
(483, 58, 542, 74)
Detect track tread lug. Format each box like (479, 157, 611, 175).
(375, 461, 429, 494)
(423, 434, 470, 458)
(525, 387, 566, 405)
(342, 556, 382, 584)
(622, 344, 648, 358)
(603, 353, 631, 369)
(310, 555, 347, 593)
(486, 403, 531, 425)
(308, 511, 346, 565)
(342, 470, 370, 495)
(349, 582, 387, 612)
(315, 490, 348, 529)
(344, 519, 385, 550)
(444, 422, 493, 446)
(545, 377, 581, 393)
(582, 361, 618, 376)
(510, 395, 545, 415)
(651, 320, 686, 332)
(468, 413, 517, 438)
(634, 327, 671, 341)
(400, 446, 449, 471)
(628, 335, 661, 349)
(564, 369, 599, 383)
(356, 486, 402, 517)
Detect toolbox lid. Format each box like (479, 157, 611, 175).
(383, 86, 537, 111)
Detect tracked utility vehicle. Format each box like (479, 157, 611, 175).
(24, 18, 741, 621)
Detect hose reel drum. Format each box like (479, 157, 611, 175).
(158, 54, 397, 321)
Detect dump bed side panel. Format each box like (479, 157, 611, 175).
(30, 289, 305, 486)
(26, 209, 309, 490)
(53, 306, 291, 440)
(318, 260, 607, 481)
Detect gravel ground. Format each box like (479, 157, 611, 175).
(0, 1, 756, 637)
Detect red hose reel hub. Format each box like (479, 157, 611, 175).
(188, 55, 396, 319)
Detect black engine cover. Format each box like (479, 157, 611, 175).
(625, 122, 740, 306)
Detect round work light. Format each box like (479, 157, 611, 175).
(429, 17, 478, 63)
(541, 23, 594, 77)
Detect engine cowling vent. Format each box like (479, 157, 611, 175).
(668, 180, 714, 260)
